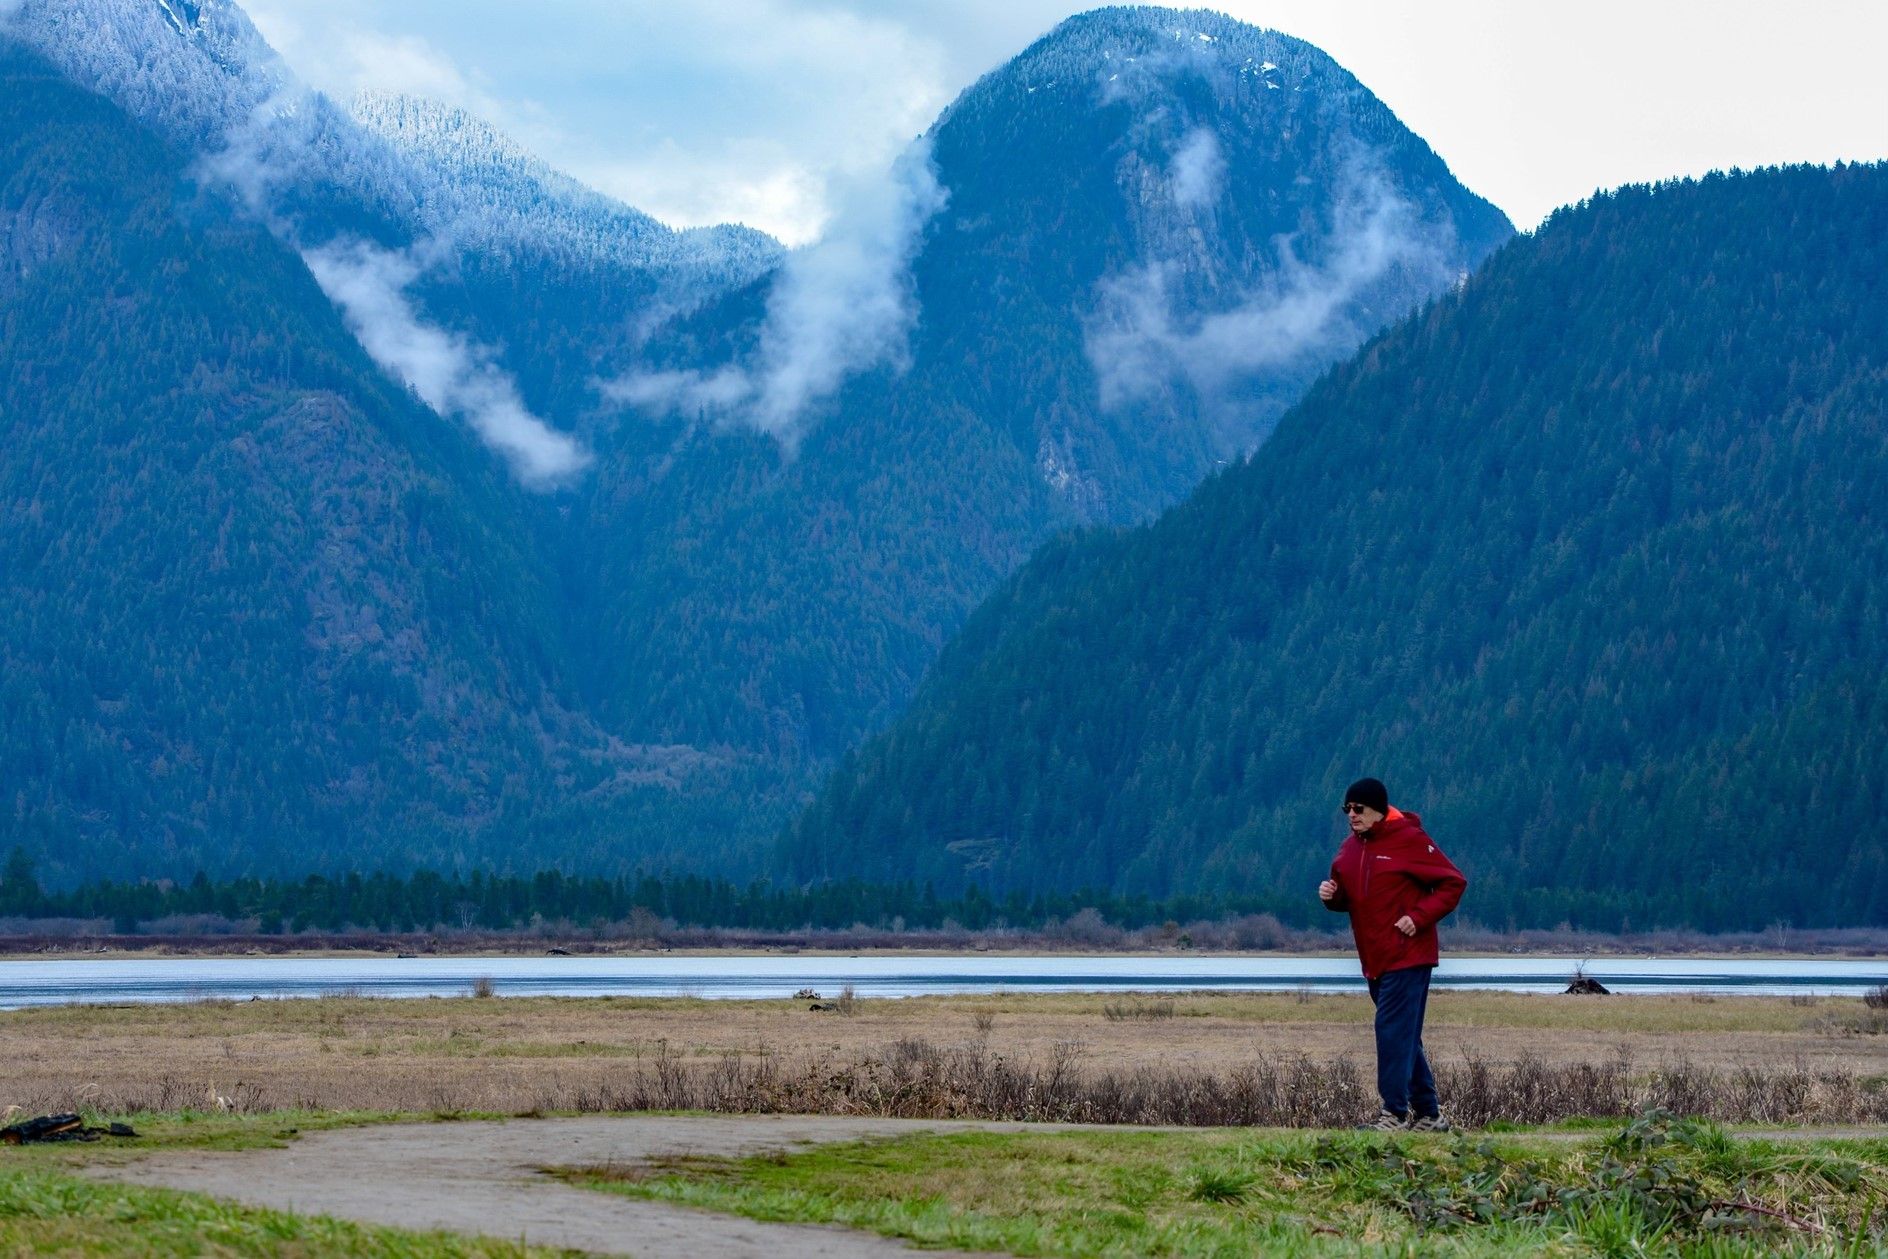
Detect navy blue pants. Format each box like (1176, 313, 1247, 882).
(1367, 965, 1439, 1118)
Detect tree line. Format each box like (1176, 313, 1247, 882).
(0, 847, 1305, 935)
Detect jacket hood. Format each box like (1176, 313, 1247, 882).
(1367, 810, 1423, 839)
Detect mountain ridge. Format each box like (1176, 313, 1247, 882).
(781, 162, 1888, 931)
(1, 3, 1512, 882)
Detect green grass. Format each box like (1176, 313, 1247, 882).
(567, 1113, 1888, 1257)
(0, 1164, 574, 1257)
(0, 1108, 577, 1256)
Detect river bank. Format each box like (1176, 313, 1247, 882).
(5, 924, 1886, 962)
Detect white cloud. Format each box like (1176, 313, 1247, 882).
(161, 14, 587, 490)
(1169, 128, 1225, 209)
(241, 0, 972, 245)
(1088, 160, 1455, 412)
(602, 139, 947, 447)
(245, 0, 565, 157)
(577, 144, 830, 246)
(193, 84, 315, 221)
(304, 238, 590, 486)
(337, 30, 473, 104)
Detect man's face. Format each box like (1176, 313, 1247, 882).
(1344, 802, 1384, 834)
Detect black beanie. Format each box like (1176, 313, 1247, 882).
(1344, 777, 1389, 814)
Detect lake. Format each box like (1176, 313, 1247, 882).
(0, 954, 1883, 1008)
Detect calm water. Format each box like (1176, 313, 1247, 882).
(0, 954, 1884, 1008)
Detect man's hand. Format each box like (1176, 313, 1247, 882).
(1318, 880, 1339, 903)
(1394, 915, 1417, 937)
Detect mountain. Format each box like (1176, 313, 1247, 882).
(0, 43, 662, 882)
(563, 7, 1512, 850)
(781, 164, 1888, 932)
(4, 0, 780, 486)
(348, 92, 773, 281)
(6, 0, 779, 279)
(0, 3, 1510, 881)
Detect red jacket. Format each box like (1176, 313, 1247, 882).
(1324, 808, 1467, 979)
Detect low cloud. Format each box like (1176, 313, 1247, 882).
(304, 239, 589, 486)
(1087, 159, 1456, 417)
(247, 0, 962, 247)
(602, 138, 947, 448)
(577, 143, 829, 248)
(194, 85, 316, 221)
(1168, 128, 1224, 209)
(191, 81, 586, 489)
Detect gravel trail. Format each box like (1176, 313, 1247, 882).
(92, 1115, 1027, 1257)
(88, 1115, 1886, 1256)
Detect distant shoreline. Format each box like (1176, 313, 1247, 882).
(2, 934, 1882, 963)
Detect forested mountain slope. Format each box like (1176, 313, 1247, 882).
(566, 8, 1511, 843)
(0, 4, 1509, 880)
(0, 48, 653, 881)
(783, 164, 1888, 931)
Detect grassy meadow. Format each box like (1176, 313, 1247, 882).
(3, 989, 1885, 1120)
(4, 990, 1887, 1255)
(570, 1116, 1888, 1257)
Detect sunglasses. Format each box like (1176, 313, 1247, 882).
(1342, 803, 1372, 815)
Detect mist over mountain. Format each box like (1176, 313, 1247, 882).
(4, 0, 779, 489)
(782, 164, 1888, 931)
(0, 3, 1508, 881)
(0, 45, 640, 881)
(6, 0, 781, 279)
(565, 8, 1511, 863)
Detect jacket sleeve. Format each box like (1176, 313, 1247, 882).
(1405, 841, 1467, 929)
(1323, 854, 1351, 912)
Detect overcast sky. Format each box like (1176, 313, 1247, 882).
(243, 1, 1888, 246)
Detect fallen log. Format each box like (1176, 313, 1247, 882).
(1, 1113, 137, 1144)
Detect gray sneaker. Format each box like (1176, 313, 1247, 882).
(1356, 1109, 1409, 1132)
(1408, 1113, 1453, 1133)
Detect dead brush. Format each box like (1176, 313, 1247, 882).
(334, 1040, 1870, 1128)
(1102, 998, 1176, 1022)
(28, 1041, 1888, 1126)
(1810, 1000, 1888, 1037)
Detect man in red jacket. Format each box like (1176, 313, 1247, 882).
(1318, 777, 1467, 1131)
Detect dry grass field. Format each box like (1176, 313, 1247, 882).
(4, 990, 1886, 1122)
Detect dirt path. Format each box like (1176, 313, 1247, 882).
(89, 1116, 1888, 1257)
(92, 1115, 1036, 1257)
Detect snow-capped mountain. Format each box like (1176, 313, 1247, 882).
(349, 91, 777, 282)
(14, 0, 286, 149)
(929, 7, 1511, 478)
(1, 1, 1515, 884)
(5, 0, 778, 287)
(568, 7, 1514, 812)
